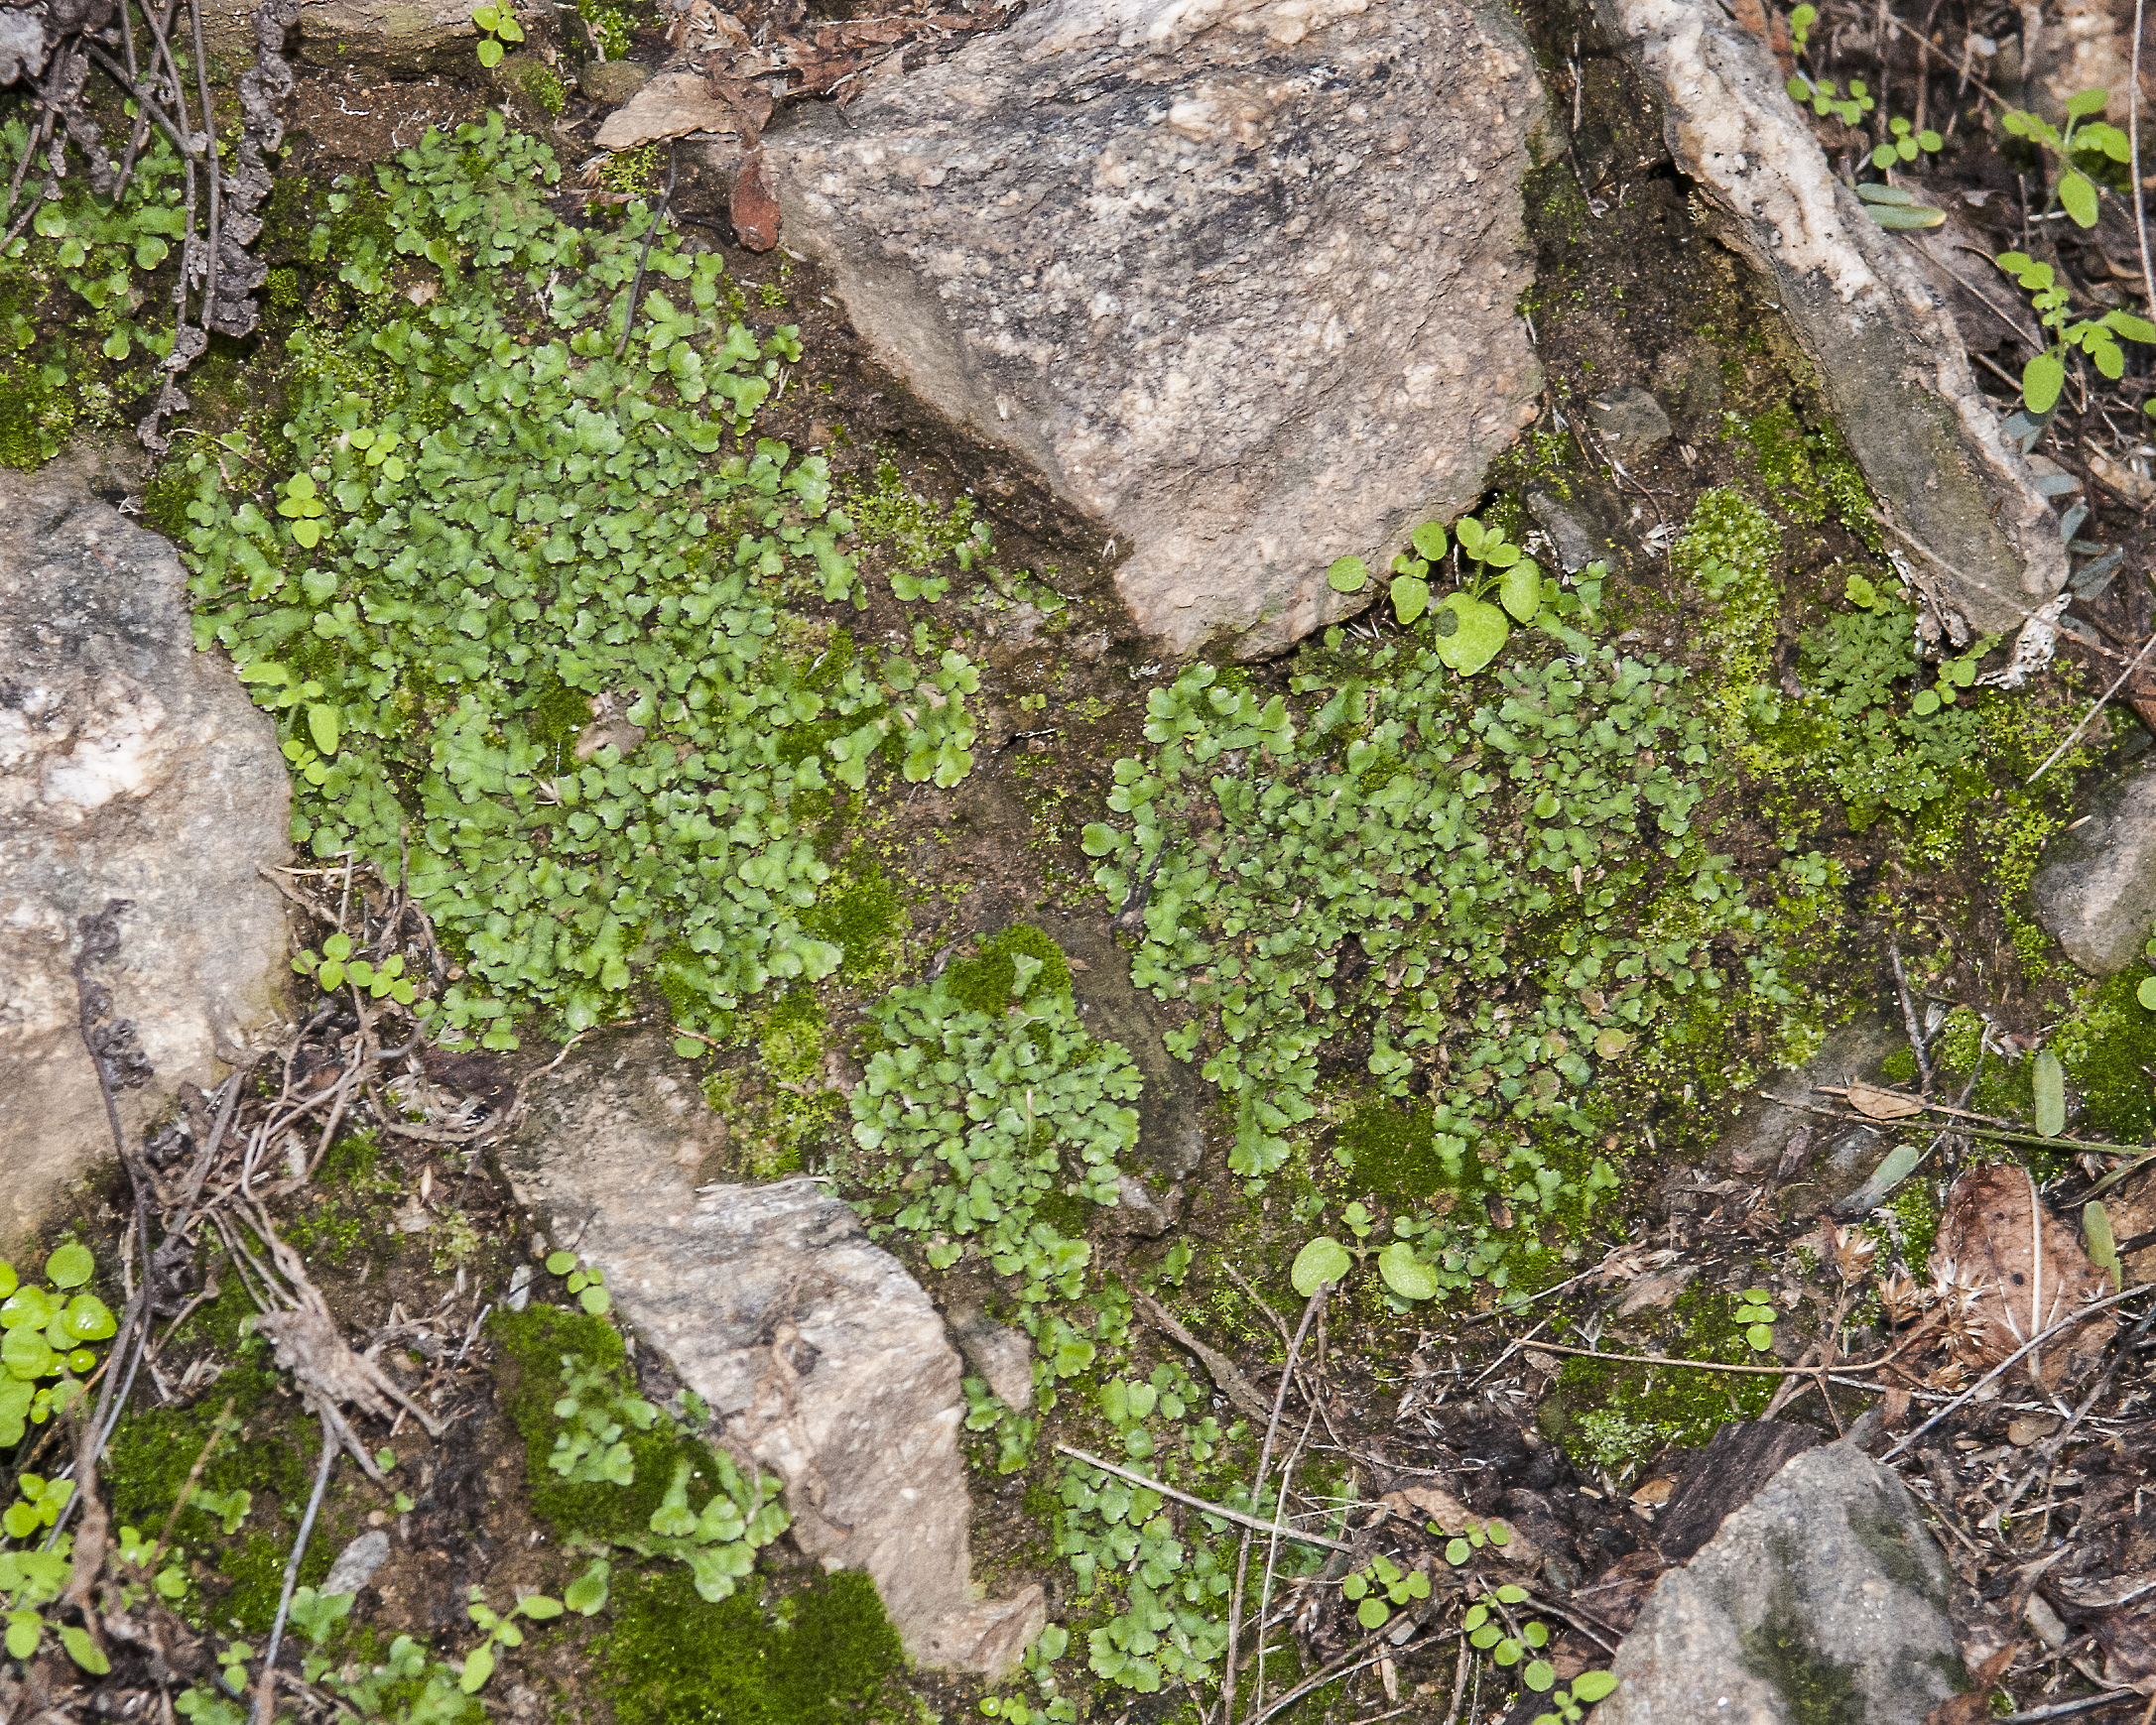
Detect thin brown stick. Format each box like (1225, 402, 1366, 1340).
(2136, 0, 2155, 325)
(1223, 1287, 1329, 1723)
(1051, 1446, 1351, 1553)
(2028, 629, 2156, 784)
(1244, 1631, 1454, 1725)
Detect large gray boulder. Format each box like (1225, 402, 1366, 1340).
(763, 0, 1549, 660)
(2032, 758, 2156, 975)
(1596, 0, 2067, 640)
(0, 455, 290, 1251)
(1596, 1443, 1965, 1725)
(501, 1029, 1045, 1675)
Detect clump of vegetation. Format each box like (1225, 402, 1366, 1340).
(0, 125, 190, 468)
(850, 925, 1140, 1298)
(1081, 626, 1790, 1227)
(177, 117, 980, 1052)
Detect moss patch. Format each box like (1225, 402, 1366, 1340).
(598, 1565, 909, 1725)
(944, 924, 1072, 1016)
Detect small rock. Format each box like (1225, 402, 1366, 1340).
(1597, 0, 2066, 638)
(1593, 1442, 1962, 1725)
(764, 0, 1550, 660)
(2032, 760, 2156, 974)
(505, 1264, 534, 1312)
(580, 59, 652, 107)
(0, 454, 289, 1251)
(320, 1530, 391, 1597)
(503, 1029, 1044, 1675)
(1585, 386, 1672, 454)
(950, 1312, 1033, 1413)
(1101, 1172, 1173, 1237)
(595, 66, 755, 152)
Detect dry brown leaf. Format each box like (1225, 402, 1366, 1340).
(2103, 1162, 2156, 1287)
(731, 150, 781, 251)
(1934, 1164, 2117, 1391)
(1924, 1645, 2018, 1725)
(1615, 1266, 1700, 1316)
(1844, 1081, 1927, 1121)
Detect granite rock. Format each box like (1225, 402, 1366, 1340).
(1596, 1443, 1964, 1725)
(0, 455, 289, 1250)
(2032, 757, 2156, 975)
(1595, 0, 2067, 639)
(501, 1028, 1044, 1675)
(763, 0, 1549, 659)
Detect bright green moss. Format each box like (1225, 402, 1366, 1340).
(944, 924, 1073, 1016)
(800, 858, 905, 982)
(597, 1565, 908, 1725)
(1878, 1047, 1919, 1083)
(1337, 1099, 1446, 1203)
(1542, 1284, 1773, 1471)
(2050, 969, 2156, 1141)
(759, 988, 826, 1086)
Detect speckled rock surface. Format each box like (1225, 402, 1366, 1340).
(1594, 1443, 1964, 1725)
(501, 1027, 1045, 1675)
(0, 453, 289, 1251)
(1595, 0, 2067, 638)
(762, 0, 1549, 659)
(2032, 756, 2156, 976)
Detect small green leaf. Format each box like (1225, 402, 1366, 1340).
(45, 1244, 93, 1289)
(1498, 558, 1543, 624)
(57, 1625, 108, 1675)
(2066, 87, 2109, 118)
(579, 1286, 611, 1316)
(1327, 555, 1370, 594)
(2033, 1048, 2066, 1138)
(1390, 574, 1430, 626)
(1864, 202, 1946, 229)
(1525, 1660, 1557, 1692)
(1356, 1597, 1390, 1630)
(519, 1595, 564, 1620)
(1431, 595, 1511, 675)
(2060, 171, 2099, 227)
(459, 1642, 495, 1693)
(1745, 1322, 1775, 1351)
(2086, 1200, 2121, 1292)
(1377, 1241, 1438, 1301)
(2136, 975, 2156, 1010)
(308, 703, 340, 756)
(477, 37, 504, 64)
(566, 1559, 610, 1615)
(1572, 1671, 1619, 1702)
(1291, 1236, 1351, 1296)
(1411, 521, 1449, 560)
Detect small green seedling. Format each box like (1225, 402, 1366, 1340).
(287, 1586, 356, 1648)
(1786, 6, 1941, 172)
(294, 931, 423, 1007)
(2086, 1201, 2121, 1292)
(1331, 516, 1542, 663)
(470, 2, 525, 65)
(1291, 1235, 1351, 1296)
(1463, 1581, 1550, 1677)
(1734, 1288, 1778, 1353)
(1910, 633, 1999, 713)
(0, 1245, 116, 1445)
(2002, 91, 2129, 230)
(545, 1249, 612, 1315)
(1853, 182, 1945, 229)
(549, 1352, 656, 1484)
(1341, 1552, 1430, 1630)
(459, 1587, 563, 1692)
(1436, 1518, 1513, 1566)
(190, 1488, 252, 1536)
(1532, 1670, 1620, 1723)
(1994, 250, 2156, 417)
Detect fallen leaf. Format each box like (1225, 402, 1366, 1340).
(1934, 1165, 2116, 1391)
(1925, 1645, 2018, 1725)
(1844, 1081, 1927, 1121)
(1616, 1266, 1700, 1316)
(732, 150, 781, 252)
(2088, 448, 2156, 505)
(1629, 1476, 1676, 1508)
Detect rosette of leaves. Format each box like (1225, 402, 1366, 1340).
(0, 1245, 116, 1447)
(850, 931, 1141, 1299)
(1326, 516, 1549, 669)
(606, 1453, 790, 1603)
(1341, 1551, 1430, 1629)
(2, 1477, 105, 1674)
(1083, 634, 1772, 1184)
(182, 117, 980, 1051)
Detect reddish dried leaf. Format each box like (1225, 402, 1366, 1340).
(731, 150, 781, 251)
(1935, 1165, 2115, 1391)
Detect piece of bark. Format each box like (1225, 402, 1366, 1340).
(1655, 1418, 1825, 1562)
(731, 150, 781, 252)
